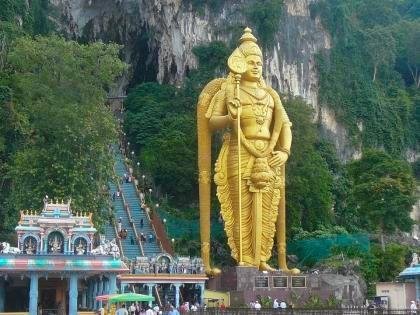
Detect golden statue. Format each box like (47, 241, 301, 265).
(197, 27, 299, 275)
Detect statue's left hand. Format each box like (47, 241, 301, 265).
(269, 151, 288, 167)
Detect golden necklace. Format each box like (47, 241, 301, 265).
(240, 87, 270, 127)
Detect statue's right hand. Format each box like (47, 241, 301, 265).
(228, 98, 241, 120)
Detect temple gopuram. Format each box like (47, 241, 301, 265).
(0, 199, 129, 314)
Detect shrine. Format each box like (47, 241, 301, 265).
(0, 199, 129, 314)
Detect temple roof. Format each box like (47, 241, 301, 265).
(0, 254, 128, 273)
(16, 199, 96, 233)
(399, 265, 420, 278)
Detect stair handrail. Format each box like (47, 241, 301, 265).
(154, 285, 163, 308)
(118, 183, 145, 257)
(136, 186, 173, 255)
(149, 208, 175, 256)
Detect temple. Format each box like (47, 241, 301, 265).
(0, 199, 129, 314)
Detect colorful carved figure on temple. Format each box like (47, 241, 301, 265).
(75, 239, 86, 255)
(24, 237, 37, 254)
(197, 27, 299, 275)
(49, 234, 63, 253)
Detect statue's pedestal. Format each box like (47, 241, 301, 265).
(207, 266, 365, 307)
(236, 266, 286, 291)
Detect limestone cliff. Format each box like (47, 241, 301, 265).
(51, 0, 359, 160)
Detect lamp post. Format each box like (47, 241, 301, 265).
(142, 175, 146, 189)
(148, 188, 153, 203)
(163, 218, 168, 235)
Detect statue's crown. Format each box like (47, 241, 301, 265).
(238, 27, 262, 57)
(239, 27, 258, 44)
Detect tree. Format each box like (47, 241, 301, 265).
(364, 26, 396, 82)
(284, 96, 334, 235)
(348, 150, 416, 250)
(1, 36, 126, 232)
(406, 29, 420, 88)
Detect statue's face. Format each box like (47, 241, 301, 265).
(243, 55, 262, 82)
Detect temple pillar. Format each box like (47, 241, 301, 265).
(29, 273, 39, 315)
(416, 277, 420, 300)
(69, 274, 78, 315)
(92, 279, 97, 310)
(82, 287, 87, 309)
(109, 274, 117, 294)
(0, 277, 5, 312)
(174, 283, 181, 309)
(98, 278, 104, 308)
(104, 279, 110, 295)
(87, 280, 92, 310)
(147, 283, 155, 307)
(39, 234, 44, 252)
(199, 283, 205, 306)
(68, 237, 72, 254)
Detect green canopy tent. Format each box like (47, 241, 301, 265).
(108, 293, 155, 303)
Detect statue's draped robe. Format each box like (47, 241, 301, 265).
(213, 84, 291, 265)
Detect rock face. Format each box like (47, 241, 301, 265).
(51, 0, 359, 160)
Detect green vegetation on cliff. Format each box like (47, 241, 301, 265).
(0, 3, 127, 237)
(311, 0, 419, 155)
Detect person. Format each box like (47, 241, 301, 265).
(273, 298, 279, 309)
(145, 306, 154, 315)
(98, 305, 105, 315)
(129, 303, 136, 315)
(148, 233, 153, 243)
(153, 304, 160, 314)
(117, 218, 122, 233)
(280, 300, 287, 311)
(130, 236, 135, 245)
(190, 303, 198, 312)
(220, 301, 226, 311)
(57, 301, 65, 315)
(168, 305, 180, 315)
(411, 301, 417, 314)
(140, 218, 144, 228)
(116, 304, 129, 315)
(140, 233, 146, 242)
(254, 300, 261, 311)
(198, 27, 293, 274)
(112, 192, 116, 201)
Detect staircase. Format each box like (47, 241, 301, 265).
(113, 150, 162, 257)
(109, 180, 142, 260)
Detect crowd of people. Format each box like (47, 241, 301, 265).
(100, 301, 205, 315)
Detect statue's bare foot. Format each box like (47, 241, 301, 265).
(205, 267, 221, 277)
(259, 262, 277, 272)
(280, 267, 301, 275)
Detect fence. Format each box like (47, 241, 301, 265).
(190, 309, 416, 315)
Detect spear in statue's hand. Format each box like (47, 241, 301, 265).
(227, 51, 246, 265)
